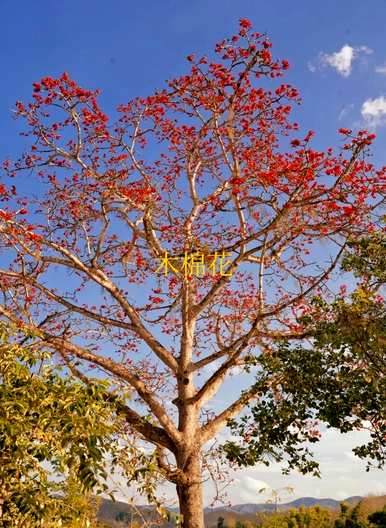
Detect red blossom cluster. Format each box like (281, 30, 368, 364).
(0, 18, 385, 357)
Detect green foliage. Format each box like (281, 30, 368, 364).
(254, 502, 386, 528)
(259, 505, 334, 528)
(225, 232, 385, 473)
(223, 344, 326, 474)
(341, 232, 386, 287)
(58, 475, 101, 527)
(0, 323, 117, 526)
(308, 233, 386, 469)
(368, 506, 386, 526)
(334, 502, 368, 528)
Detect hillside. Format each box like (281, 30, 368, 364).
(208, 495, 362, 514)
(97, 494, 379, 526)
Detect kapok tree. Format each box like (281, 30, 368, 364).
(0, 20, 385, 527)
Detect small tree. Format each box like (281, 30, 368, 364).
(226, 232, 385, 471)
(217, 516, 226, 528)
(313, 233, 386, 468)
(0, 323, 115, 526)
(368, 506, 386, 526)
(0, 19, 385, 527)
(335, 502, 368, 528)
(258, 486, 294, 513)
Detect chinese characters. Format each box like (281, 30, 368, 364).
(156, 251, 233, 277)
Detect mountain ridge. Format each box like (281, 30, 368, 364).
(210, 495, 362, 514)
(97, 494, 363, 524)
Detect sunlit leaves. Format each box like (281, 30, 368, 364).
(0, 324, 117, 526)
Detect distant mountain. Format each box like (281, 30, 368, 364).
(205, 495, 362, 514)
(284, 496, 362, 510)
(97, 495, 363, 525)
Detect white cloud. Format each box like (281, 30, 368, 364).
(361, 96, 386, 128)
(108, 425, 386, 507)
(310, 45, 373, 77)
(375, 63, 386, 75)
(204, 427, 385, 506)
(338, 103, 354, 121)
(236, 476, 270, 503)
(321, 45, 355, 77)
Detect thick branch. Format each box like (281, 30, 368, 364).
(200, 386, 260, 444)
(41, 240, 178, 372)
(60, 352, 176, 452)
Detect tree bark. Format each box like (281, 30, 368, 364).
(176, 453, 204, 528)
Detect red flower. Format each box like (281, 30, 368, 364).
(15, 101, 26, 113)
(187, 54, 195, 62)
(32, 83, 41, 92)
(291, 139, 301, 147)
(343, 205, 354, 215)
(338, 128, 352, 135)
(0, 210, 12, 220)
(151, 297, 163, 304)
(230, 177, 245, 185)
(28, 233, 42, 242)
(282, 59, 290, 70)
(304, 130, 315, 142)
(41, 77, 58, 89)
(239, 18, 252, 29)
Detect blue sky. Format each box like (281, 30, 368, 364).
(2, 0, 386, 159)
(1, 0, 385, 504)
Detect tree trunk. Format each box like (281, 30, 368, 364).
(176, 453, 204, 528)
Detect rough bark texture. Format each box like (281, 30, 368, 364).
(176, 454, 204, 528)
